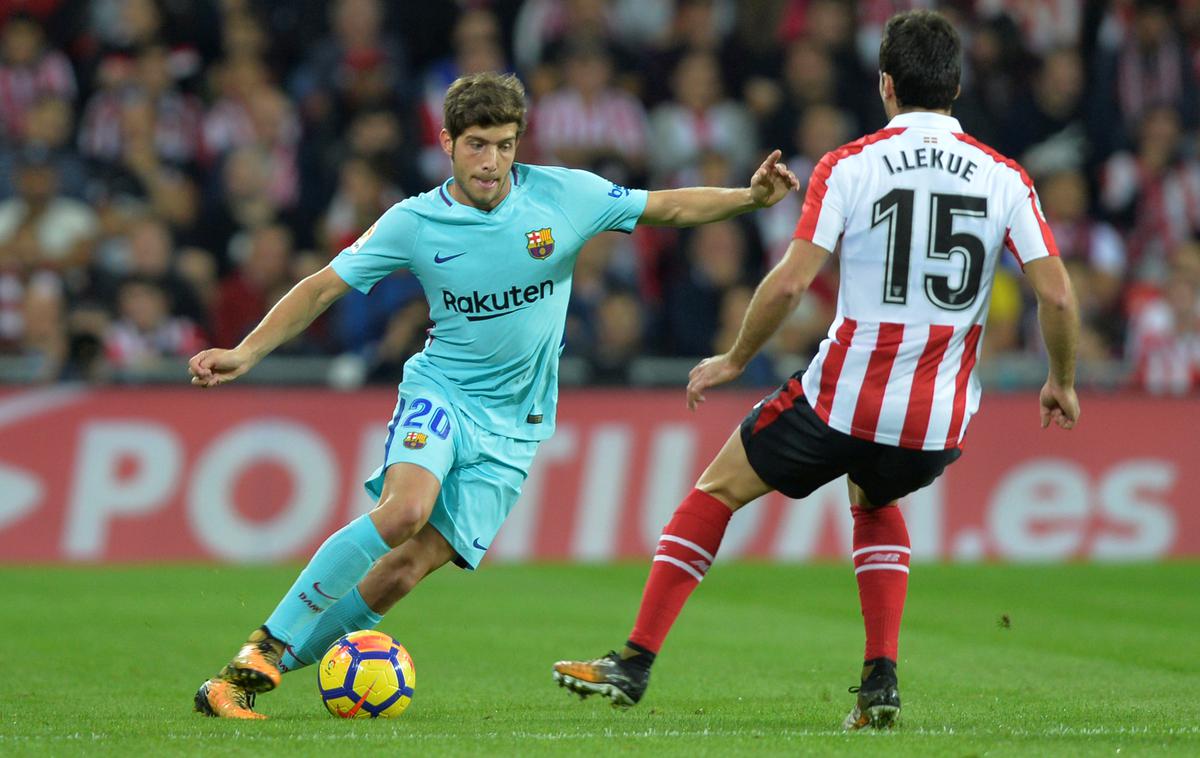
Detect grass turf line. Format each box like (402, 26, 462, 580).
(1, 562, 1196, 757)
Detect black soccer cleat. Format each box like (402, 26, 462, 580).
(552, 651, 650, 707)
(842, 657, 901, 730)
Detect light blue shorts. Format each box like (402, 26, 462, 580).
(363, 376, 538, 570)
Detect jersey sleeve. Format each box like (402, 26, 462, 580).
(562, 168, 649, 236)
(1003, 179, 1059, 269)
(793, 150, 849, 254)
(330, 203, 420, 294)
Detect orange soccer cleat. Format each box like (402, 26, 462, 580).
(193, 678, 265, 720)
(217, 627, 284, 693)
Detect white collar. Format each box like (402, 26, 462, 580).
(886, 111, 963, 132)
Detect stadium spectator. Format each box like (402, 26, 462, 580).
(1127, 246, 1200, 394)
(78, 43, 205, 170)
(662, 219, 755, 356)
(1090, 0, 1198, 158)
(756, 103, 852, 266)
(415, 8, 509, 185)
(288, 0, 408, 128)
(534, 38, 648, 180)
(648, 50, 755, 187)
(192, 145, 292, 275)
(755, 37, 843, 153)
(0, 13, 76, 141)
(319, 156, 403, 255)
(211, 223, 294, 349)
(1041, 169, 1128, 357)
(88, 214, 209, 330)
(588, 288, 646, 384)
(13, 271, 68, 381)
(104, 275, 204, 370)
(0, 148, 98, 278)
(1101, 105, 1200, 283)
(1002, 47, 1088, 175)
(0, 95, 88, 199)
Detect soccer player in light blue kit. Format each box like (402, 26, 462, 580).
(189, 72, 799, 718)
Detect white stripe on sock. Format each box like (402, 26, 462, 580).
(851, 544, 912, 558)
(854, 564, 910, 575)
(653, 554, 705, 582)
(659, 534, 715, 563)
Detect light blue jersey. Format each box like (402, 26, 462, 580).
(331, 164, 648, 441)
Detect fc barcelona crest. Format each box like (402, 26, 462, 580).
(402, 432, 428, 450)
(526, 227, 555, 260)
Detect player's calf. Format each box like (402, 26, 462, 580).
(842, 657, 901, 731)
(217, 626, 285, 694)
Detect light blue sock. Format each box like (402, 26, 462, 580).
(279, 587, 384, 673)
(264, 514, 390, 644)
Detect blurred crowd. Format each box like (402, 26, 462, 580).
(0, 0, 1198, 394)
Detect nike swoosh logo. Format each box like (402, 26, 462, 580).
(434, 251, 468, 264)
(312, 582, 336, 600)
(472, 538, 489, 551)
(340, 679, 375, 718)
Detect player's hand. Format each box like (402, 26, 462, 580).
(188, 347, 253, 388)
(749, 149, 801, 208)
(687, 354, 744, 411)
(1039, 381, 1079, 430)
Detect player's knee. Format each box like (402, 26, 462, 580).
(371, 497, 430, 546)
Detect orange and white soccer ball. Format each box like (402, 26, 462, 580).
(318, 630, 415, 718)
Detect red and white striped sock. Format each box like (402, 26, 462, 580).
(851, 504, 911, 662)
(627, 489, 733, 654)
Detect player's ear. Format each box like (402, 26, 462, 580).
(954, 84, 961, 102)
(439, 128, 454, 157)
(878, 72, 891, 101)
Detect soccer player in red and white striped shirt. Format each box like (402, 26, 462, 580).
(554, 10, 1081, 730)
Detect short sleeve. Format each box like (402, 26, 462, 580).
(793, 151, 848, 254)
(330, 203, 420, 294)
(563, 168, 649, 236)
(1004, 180, 1059, 269)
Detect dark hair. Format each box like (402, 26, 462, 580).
(443, 72, 527, 140)
(878, 11, 961, 111)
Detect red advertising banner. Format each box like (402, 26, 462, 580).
(0, 386, 1196, 562)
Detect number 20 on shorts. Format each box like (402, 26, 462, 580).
(396, 397, 451, 440)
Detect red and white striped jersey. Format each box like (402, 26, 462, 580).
(793, 111, 1059, 450)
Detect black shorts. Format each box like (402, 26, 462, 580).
(739, 375, 962, 505)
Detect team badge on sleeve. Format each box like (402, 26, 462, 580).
(402, 432, 428, 450)
(525, 227, 555, 260)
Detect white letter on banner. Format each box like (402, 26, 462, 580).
(902, 476, 943, 561)
(491, 427, 577, 561)
(187, 421, 335, 561)
(64, 422, 181, 558)
(347, 424, 383, 518)
(989, 460, 1088, 560)
(1093, 460, 1177, 559)
(640, 425, 697, 554)
(571, 425, 631, 561)
(770, 478, 851, 559)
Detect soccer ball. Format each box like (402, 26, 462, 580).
(318, 630, 416, 718)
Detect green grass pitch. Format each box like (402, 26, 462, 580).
(1, 562, 1197, 756)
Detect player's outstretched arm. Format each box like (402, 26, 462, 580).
(686, 239, 828, 409)
(1024, 256, 1080, 429)
(639, 149, 800, 227)
(188, 266, 351, 388)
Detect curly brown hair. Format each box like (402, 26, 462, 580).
(443, 72, 528, 140)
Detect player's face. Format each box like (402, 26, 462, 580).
(442, 123, 520, 211)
